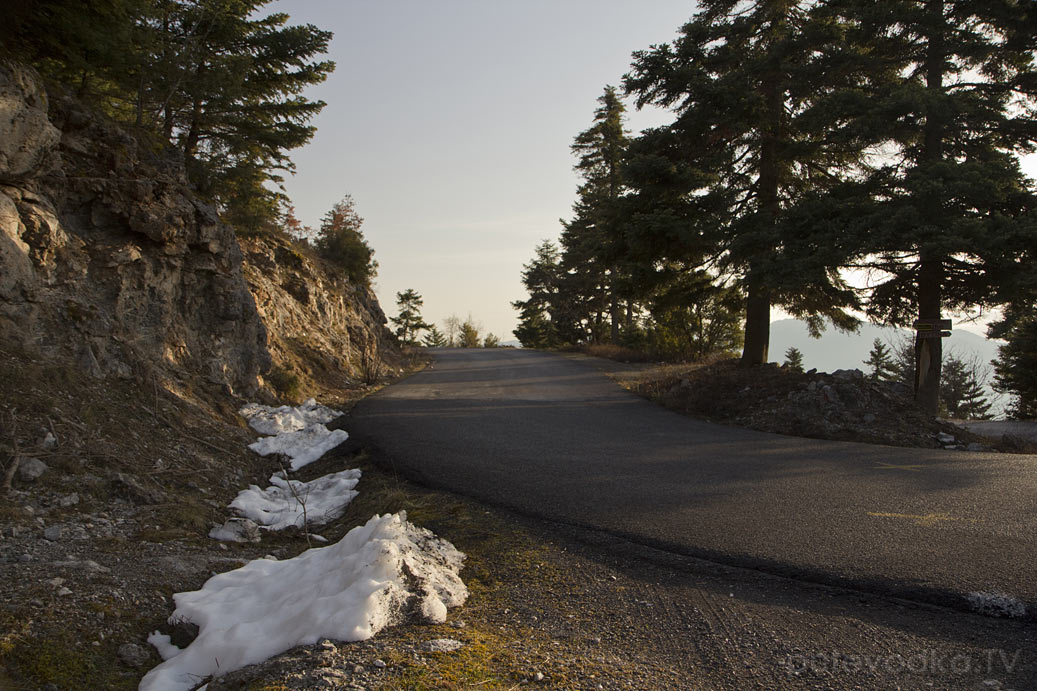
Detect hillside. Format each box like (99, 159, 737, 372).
(0, 60, 417, 689)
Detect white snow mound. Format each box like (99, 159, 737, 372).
(229, 469, 362, 530)
(140, 513, 467, 691)
(247, 423, 348, 471)
(239, 398, 342, 436)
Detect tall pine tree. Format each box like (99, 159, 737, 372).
(624, 0, 868, 365)
(838, 0, 1037, 414)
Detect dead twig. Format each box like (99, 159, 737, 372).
(2, 410, 21, 493)
(278, 460, 311, 548)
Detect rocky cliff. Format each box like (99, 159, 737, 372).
(0, 60, 270, 395)
(0, 60, 399, 398)
(241, 235, 400, 395)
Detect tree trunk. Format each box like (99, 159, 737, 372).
(914, 253, 943, 415)
(742, 274, 771, 365)
(741, 71, 782, 366)
(914, 0, 946, 416)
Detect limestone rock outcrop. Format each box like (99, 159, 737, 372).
(0, 60, 270, 394)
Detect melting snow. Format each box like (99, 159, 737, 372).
(239, 398, 342, 435)
(229, 469, 362, 531)
(246, 423, 348, 471)
(141, 513, 467, 691)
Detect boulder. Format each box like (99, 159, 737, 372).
(0, 61, 60, 182)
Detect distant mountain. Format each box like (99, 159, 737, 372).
(769, 318, 1008, 416)
(768, 319, 1002, 373)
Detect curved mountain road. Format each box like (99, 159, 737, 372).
(349, 348, 1037, 617)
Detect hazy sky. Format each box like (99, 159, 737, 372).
(273, 0, 695, 340)
(273, 1, 1033, 341)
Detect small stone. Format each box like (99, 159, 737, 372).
(118, 642, 150, 668)
(535, 672, 545, 681)
(47, 577, 65, 587)
(41, 432, 58, 450)
(17, 457, 48, 481)
(373, 659, 386, 669)
(425, 638, 464, 653)
(862, 413, 877, 424)
(208, 518, 261, 543)
(59, 493, 80, 507)
(353, 665, 364, 674)
(43, 525, 63, 541)
(936, 432, 955, 444)
(57, 587, 73, 596)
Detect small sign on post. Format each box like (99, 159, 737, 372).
(913, 319, 952, 337)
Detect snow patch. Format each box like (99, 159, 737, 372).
(239, 398, 342, 435)
(141, 513, 467, 691)
(229, 469, 362, 530)
(968, 591, 1027, 618)
(247, 423, 348, 471)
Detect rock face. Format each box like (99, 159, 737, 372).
(241, 235, 398, 387)
(0, 61, 270, 394)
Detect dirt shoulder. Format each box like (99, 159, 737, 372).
(563, 353, 1033, 454)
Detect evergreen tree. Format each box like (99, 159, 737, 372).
(889, 334, 917, 388)
(422, 325, 448, 348)
(146, 2, 334, 228)
(992, 302, 1037, 419)
(483, 333, 500, 348)
(3, 1, 334, 233)
(644, 267, 744, 360)
(314, 195, 377, 284)
(863, 338, 897, 382)
(513, 241, 563, 348)
(624, 0, 868, 366)
(837, 0, 1037, 414)
(940, 353, 992, 420)
(562, 85, 631, 343)
(390, 289, 430, 346)
(784, 347, 805, 373)
(459, 318, 481, 348)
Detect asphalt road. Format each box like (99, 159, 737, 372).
(349, 348, 1037, 617)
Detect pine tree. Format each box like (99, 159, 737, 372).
(563, 85, 631, 343)
(992, 303, 1037, 419)
(784, 347, 805, 373)
(863, 338, 897, 382)
(513, 241, 563, 348)
(483, 334, 500, 348)
(889, 335, 917, 388)
(422, 325, 448, 348)
(644, 267, 743, 360)
(838, 0, 1037, 414)
(314, 195, 377, 284)
(940, 353, 992, 419)
(4, 1, 335, 233)
(460, 318, 481, 349)
(624, 0, 868, 365)
(390, 289, 430, 346)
